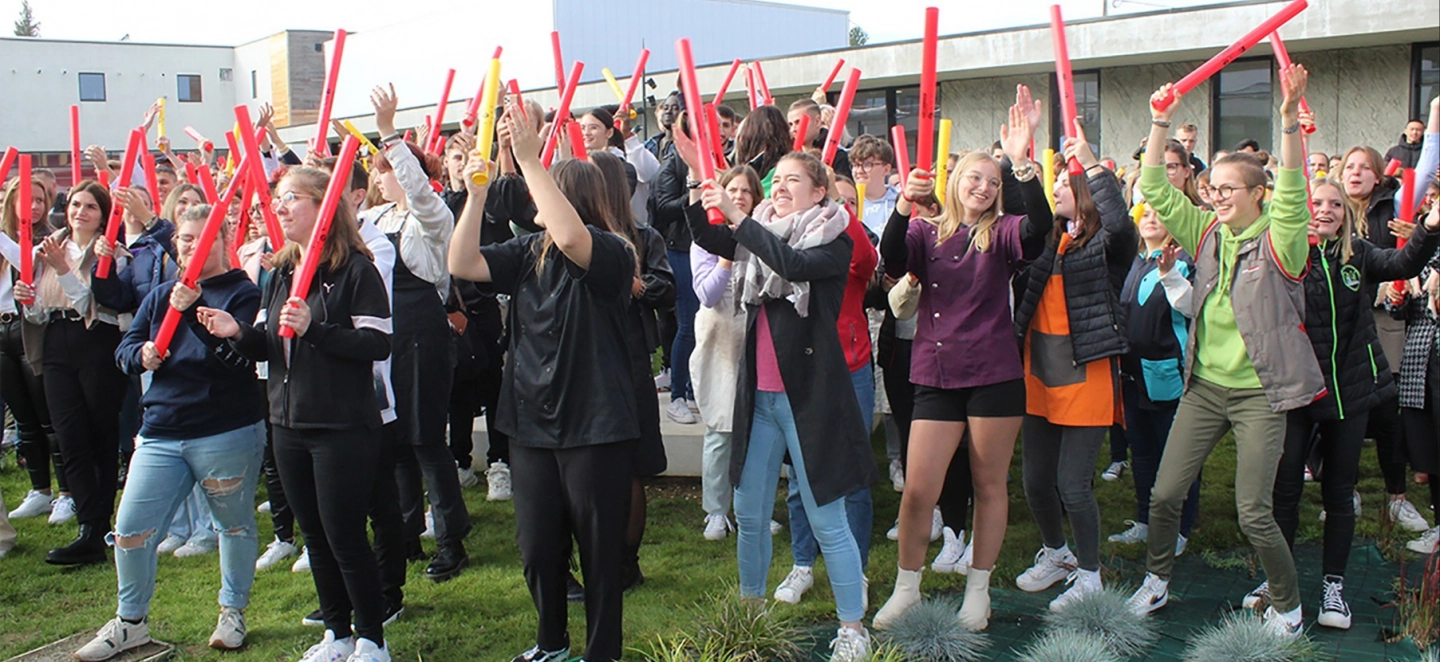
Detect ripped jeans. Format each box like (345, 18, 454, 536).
(111, 422, 265, 621)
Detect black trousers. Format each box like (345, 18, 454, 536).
(42, 320, 124, 528)
(512, 441, 634, 662)
(371, 424, 406, 609)
(272, 425, 385, 643)
(1273, 408, 1369, 578)
(395, 439, 472, 547)
(1366, 388, 1409, 495)
(0, 317, 64, 493)
(259, 383, 294, 542)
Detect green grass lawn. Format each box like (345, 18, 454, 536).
(0, 429, 1432, 661)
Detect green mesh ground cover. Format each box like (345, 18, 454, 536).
(798, 543, 1433, 661)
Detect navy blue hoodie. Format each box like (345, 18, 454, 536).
(116, 269, 266, 439)
(92, 218, 178, 313)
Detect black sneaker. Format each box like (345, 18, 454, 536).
(301, 609, 324, 627)
(382, 602, 404, 627)
(425, 544, 468, 582)
(303, 604, 399, 628)
(566, 573, 585, 603)
(45, 523, 107, 566)
(406, 538, 428, 563)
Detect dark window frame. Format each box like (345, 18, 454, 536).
(1211, 57, 1274, 155)
(1412, 42, 1440, 123)
(177, 74, 203, 103)
(1050, 69, 1102, 155)
(78, 72, 106, 102)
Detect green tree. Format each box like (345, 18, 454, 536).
(849, 25, 868, 47)
(13, 0, 39, 37)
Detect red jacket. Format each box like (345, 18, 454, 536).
(838, 209, 878, 372)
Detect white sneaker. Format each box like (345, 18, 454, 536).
(1049, 568, 1103, 612)
(1317, 575, 1351, 630)
(1390, 498, 1431, 533)
(175, 537, 217, 558)
(156, 534, 187, 555)
(889, 459, 905, 492)
(75, 617, 151, 661)
(485, 461, 512, 502)
(1102, 461, 1128, 482)
(346, 637, 390, 662)
(1241, 581, 1271, 609)
(1262, 605, 1303, 638)
(885, 520, 899, 541)
(770, 519, 783, 535)
(930, 508, 943, 542)
(512, 645, 570, 662)
(688, 399, 700, 417)
(1127, 573, 1169, 615)
(256, 539, 300, 572)
(1408, 527, 1440, 554)
(457, 465, 479, 489)
(208, 607, 247, 650)
(292, 547, 312, 573)
(9, 489, 54, 519)
(828, 626, 871, 662)
(1320, 490, 1363, 523)
(300, 630, 355, 662)
(1015, 545, 1077, 592)
(1175, 535, 1189, 558)
(703, 514, 733, 541)
(931, 527, 966, 573)
(654, 368, 671, 392)
(666, 397, 697, 425)
(1108, 520, 1149, 544)
(48, 494, 76, 524)
(421, 510, 435, 539)
(773, 565, 814, 604)
(1303, 465, 1314, 482)
(257, 500, 272, 514)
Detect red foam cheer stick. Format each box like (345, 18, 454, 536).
(196, 165, 218, 204)
(95, 129, 146, 278)
(143, 150, 162, 217)
(1395, 167, 1417, 291)
(70, 106, 82, 185)
(744, 65, 759, 110)
(1384, 158, 1402, 178)
(313, 29, 347, 157)
(185, 162, 198, 187)
(1051, 5, 1078, 144)
(1152, 0, 1307, 110)
(0, 147, 16, 184)
(225, 131, 241, 170)
(675, 38, 723, 225)
(551, 31, 567, 92)
(541, 61, 586, 169)
(792, 114, 810, 153)
(1268, 31, 1315, 134)
(705, 103, 728, 170)
(618, 48, 651, 124)
(821, 58, 847, 94)
(17, 154, 32, 302)
(464, 46, 505, 127)
(752, 60, 773, 106)
(235, 106, 286, 251)
(823, 68, 862, 166)
(714, 59, 742, 106)
(152, 153, 253, 358)
(428, 68, 457, 155)
(566, 121, 588, 162)
(507, 80, 526, 120)
(184, 126, 214, 152)
(280, 135, 361, 339)
(917, 7, 939, 172)
(891, 125, 911, 191)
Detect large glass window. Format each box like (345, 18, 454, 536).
(827, 86, 938, 169)
(1051, 71, 1101, 154)
(78, 72, 105, 102)
(178, 74, 203, 103)
(1414, 43, 1439, 122)
(1212, 59, 1272, 154)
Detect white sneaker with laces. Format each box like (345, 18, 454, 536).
(486, 461, 513, 502)
(1262, 605, 1303, 638)
(156, 534, 186, 555)
(208, 607, 247, 650)
(1108, 520, 1148, 544)
(9, 490, 54, 519)
(885, 520, 899, 541)
(930, 508, 943, 542)
(1101, 461, 1128, 482)
(48, 494, 76, 524)
(512, 645, 570, 662)
(773, 565, 814, 604)
(457, 465, 479, 489)
(175, 537, 217, 558)
(653, 368, 671, 392)
(75, 618, 150, 661)
(889, 459, 905, 492)
(1317, 575, 1351, 630)
(1390, 498, 1431, 533)
(346, 637, 390, 662)
(1407, 526, 1440, 554)
(828, 626, 871, 662)
(420, 510, 435, 539)
(292, 547, 312, 573)
(300, 630, 355, 662)
(931, 527, 966, 573)
(256, 539, 299, 572)
(1126, 573, 1169, 615)
(666, 397, 697, 424)
(1049, 568, 1103, 612)
(703, 513, 732, 541)
(1015, 545, 1077, 592)
(1242, 581, 1271, 609)
(257, 500, 272, 514)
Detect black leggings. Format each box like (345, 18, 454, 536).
(1366, 388, 1409, 496)
(0, 317, 64, 493)
(273, 425, 385, 643)
(42, 320, 124, 528)
(886, 339, 972, 531)
(1273, 408, 1369, 578)
(512, 441, 634, 662)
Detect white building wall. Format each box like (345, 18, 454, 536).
(0, 37, 239, 153)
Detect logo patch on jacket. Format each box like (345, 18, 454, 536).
(1341, 265, 1361, 291)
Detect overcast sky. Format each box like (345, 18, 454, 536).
(17, 0, 1223, 46)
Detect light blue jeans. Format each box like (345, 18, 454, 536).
(111, 422, 265, 621)
(734, 391, 864, 622)
(165, 485, 217, 545)
(788, 363, 875, 569)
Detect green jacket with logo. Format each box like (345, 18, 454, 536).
(1301, 223, 1438, 420)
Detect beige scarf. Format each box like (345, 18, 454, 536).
(733, 198, 849, 317)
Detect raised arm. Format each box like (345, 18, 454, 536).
(448, 156, 494, 282)
(1400, 96, 1440, 213)
(1268, 65, 1314, 277)
(1140, 83, 1211, 256)
(504, 98, 594, 269)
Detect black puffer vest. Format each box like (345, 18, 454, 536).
(1015, 168, 1137, 365)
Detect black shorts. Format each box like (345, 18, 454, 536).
(912, 379, 1026, 421)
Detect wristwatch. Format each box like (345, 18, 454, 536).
(1012, 161, 1038, 182)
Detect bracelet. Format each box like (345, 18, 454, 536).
(1152, 119, 1171, 128)
(380, 133, 401, 145)
(686, 179, 702, 190)
(1281, 123, 1300, 135)
(1011, 161, 1038, 182)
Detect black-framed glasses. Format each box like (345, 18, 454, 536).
(1200, 183, 1257, 202)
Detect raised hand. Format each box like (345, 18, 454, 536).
(1157, 243, 1179, 276)
(698, 178, 744, 226)
(1062, 119, 1099, 170)
(1150, 83, 1181, 122)
(1000, 97, 1035, 165)
(1279, 64, 1309, 114)
(1017, 84, 1042, 134)
(502, 97, 542, 163)
(669, 111, 705, 175)
(370, 84, 400, 137)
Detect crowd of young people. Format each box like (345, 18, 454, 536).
(1, 51, 1438, 662)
